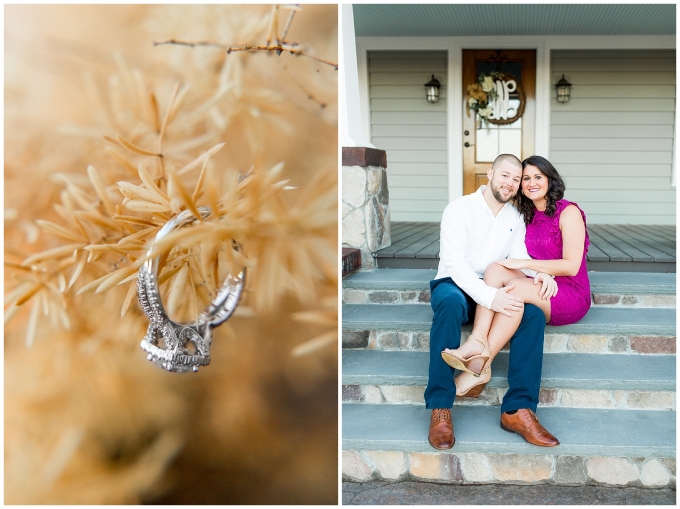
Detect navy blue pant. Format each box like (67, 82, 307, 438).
(424, 278, 545, 413)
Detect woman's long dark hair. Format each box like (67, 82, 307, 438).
(517, 155, 566, 225)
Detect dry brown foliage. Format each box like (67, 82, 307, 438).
(5, 4, 338, 504)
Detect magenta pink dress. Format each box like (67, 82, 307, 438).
(525, 199, 591, 326)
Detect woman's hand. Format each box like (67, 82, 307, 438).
(534, 272, 558, 300)
(495, 258, 526, 270)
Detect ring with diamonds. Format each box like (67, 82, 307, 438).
(137, 207, 245, 372)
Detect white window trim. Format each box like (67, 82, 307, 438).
(356, 35, 676, 202)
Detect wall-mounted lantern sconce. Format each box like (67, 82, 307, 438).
(555, 74, 572, 104)
(424, 74, 441, 103)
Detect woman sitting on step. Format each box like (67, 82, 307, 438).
(442, 155, 591, 397)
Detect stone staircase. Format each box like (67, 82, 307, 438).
(342, 269, 676, 489)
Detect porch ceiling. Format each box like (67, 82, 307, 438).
(353, 4, 676, 37)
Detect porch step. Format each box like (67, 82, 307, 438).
(343, 304, 676, 335)
(342, 405, 676, 486)
(342, 305, 676, 355)
(343, 270, 676, 307)
(343, 405, 675, 457)
(342, 350, 676, 410)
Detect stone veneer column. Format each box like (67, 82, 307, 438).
(342, 147, 391, 269)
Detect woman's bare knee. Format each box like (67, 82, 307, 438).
(507, 278, 551, 318)
(506, 277, 546, 304)
(483, 263, 519, 287)
(506, 278, 536, 299)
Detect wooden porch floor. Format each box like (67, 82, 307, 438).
(376, 222, 676, 272)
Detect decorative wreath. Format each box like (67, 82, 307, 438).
(466, 71, 526, 127)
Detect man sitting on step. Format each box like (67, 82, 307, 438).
(426, 153, 560, 450)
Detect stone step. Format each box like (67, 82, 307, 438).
(342, 405, 676, 487)
(343, 270, 676, 308)
(342, 305, 676, 355)
(342, 350, 676, 410)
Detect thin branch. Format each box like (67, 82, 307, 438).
(280, 8, 297, 43)
(154, 39, 226, 50)
(266, 5, 279, 46)
(285, 69, 327, 109)
(153, 40, 338, 70)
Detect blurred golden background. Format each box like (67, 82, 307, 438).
(5, 4, 338, 504)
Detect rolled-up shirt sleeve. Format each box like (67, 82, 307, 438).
(439, 203, 498, 309)
(508, 218, 537, 278)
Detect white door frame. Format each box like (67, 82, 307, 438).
(356, 35, 675, 202)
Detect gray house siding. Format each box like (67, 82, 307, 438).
(368, 50, 448, 222)
(550, 49, 676, 225)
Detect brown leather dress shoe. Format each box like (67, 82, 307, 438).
(428, 408, 455, 450)
(500, 408, 559, 447)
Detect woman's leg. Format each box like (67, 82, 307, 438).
(445, 263, 524, 358)
(455, 277, 551, 393)
(486, 277, 551, 360)
(471, 264, 525, 340)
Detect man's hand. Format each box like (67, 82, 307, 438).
(495, 258, 526, 270)
(534, 272, 558, 300)
(490, 284, 524, 317)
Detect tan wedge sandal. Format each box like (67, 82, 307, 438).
(441, 334, 490, 377)
(455, 366, 491, 398)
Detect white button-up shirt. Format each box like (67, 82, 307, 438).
(434, 186, 535, 309)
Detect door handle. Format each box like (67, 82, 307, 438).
(464, 142, 474, 147)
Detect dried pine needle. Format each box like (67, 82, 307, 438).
(291, 330, 337, 357)
(105, 146, 140, 175)
(15, 284, 43, 307)
(120, 277, 139, 318)
(115, 134, 160, 157)
(36, 220, 85, 243)
(25, 298, 41, 347)
(4, 305, 21, 326)
(112, 214, 159, 228)
(158, 82, 180, 147)
(95, 262, 142, 294)
(124, 200, 171, 213)
(22, 244, 83, 267)
(167, 262, 189, 317)
(137, 165, 169, 202)
(192, 158, 209, 204)
(117, 182, 170, 206)
(149, 92, 160, 132)
(87, 165, 116, 217)
(166, 168, 201, 220)
(177, 142, 225, 176)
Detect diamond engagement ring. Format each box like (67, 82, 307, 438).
(137, 207, 245, 372)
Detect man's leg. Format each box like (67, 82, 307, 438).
(499, 303, 559, 447)
(424, 278, 476, 409)
(501, 303, 545, 413)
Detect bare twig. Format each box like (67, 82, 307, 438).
(153, 39, 226, 50)
(280, 7, 298, 43)
(153, 40, 338, 70)
(285, 68, 327, 109)
(265, 5, 279, 46)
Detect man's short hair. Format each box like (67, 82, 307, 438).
(492, 154, 522, 170)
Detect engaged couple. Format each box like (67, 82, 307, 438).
(426, 153, 590, 450)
